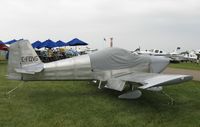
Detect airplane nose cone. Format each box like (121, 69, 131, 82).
(150, 56, 170, 73)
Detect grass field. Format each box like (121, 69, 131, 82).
(1, 61, 200, 127)
(169, 62, 200, 71)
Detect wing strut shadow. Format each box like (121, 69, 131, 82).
(7, 81, 24, 96)
(161, 91, 174, 105)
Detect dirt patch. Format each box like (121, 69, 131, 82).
(163, 67, 200, 81)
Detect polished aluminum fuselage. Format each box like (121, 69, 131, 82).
(22, 54, 153, 81)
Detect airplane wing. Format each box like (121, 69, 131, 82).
(105, 72, 192, 91)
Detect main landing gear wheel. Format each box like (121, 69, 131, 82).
(118, 90, 142, 99)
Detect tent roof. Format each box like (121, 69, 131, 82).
(66, 38, 88, 46)
(40, 39, 57, 48)
(0, 41, 4, 45)
(56, 40, 68, 47)
(32, 41, 42, 49)
(4, 39, 17, 44)
(4, 39, 23, 45)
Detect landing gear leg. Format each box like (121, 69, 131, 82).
(98, 80, 102, 89)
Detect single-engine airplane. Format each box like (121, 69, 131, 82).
(8, 40, 193, 99)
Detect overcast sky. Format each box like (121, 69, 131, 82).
(0, 0, 199, 51)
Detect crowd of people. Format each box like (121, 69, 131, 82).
(35, 48, 85, 63)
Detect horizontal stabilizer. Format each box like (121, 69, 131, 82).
(15, 63, 43, 74)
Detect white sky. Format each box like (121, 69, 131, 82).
(0, 0, 200, 52)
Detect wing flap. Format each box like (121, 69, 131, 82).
(105, 78, 126, 91)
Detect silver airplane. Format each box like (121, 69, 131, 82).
(8, 40, 193, 99)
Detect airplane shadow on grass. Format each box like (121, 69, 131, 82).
(16, 81, 184, 112)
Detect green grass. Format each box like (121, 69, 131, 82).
(169, 62, 200, 70)
(1, 61, 200, 127)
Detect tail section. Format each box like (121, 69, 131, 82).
(8, 40, 43, 80)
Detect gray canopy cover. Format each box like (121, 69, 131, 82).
(89, 48, 149, 71)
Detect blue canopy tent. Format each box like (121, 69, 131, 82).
(4, 39, 17, 45)
(4, 39, 23, 45)
(66, 38, 88, 46)
(0, 41, 4, 44)
(32, 40, 42, 49)
(40, 39, 57, 48)
(56, 40, 68, 47)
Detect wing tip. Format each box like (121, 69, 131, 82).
(182, 75, 193, 81)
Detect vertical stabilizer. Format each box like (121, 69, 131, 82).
(8, 40, 43, 80)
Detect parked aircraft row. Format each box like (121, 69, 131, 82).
(133, 48, 200, 63)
